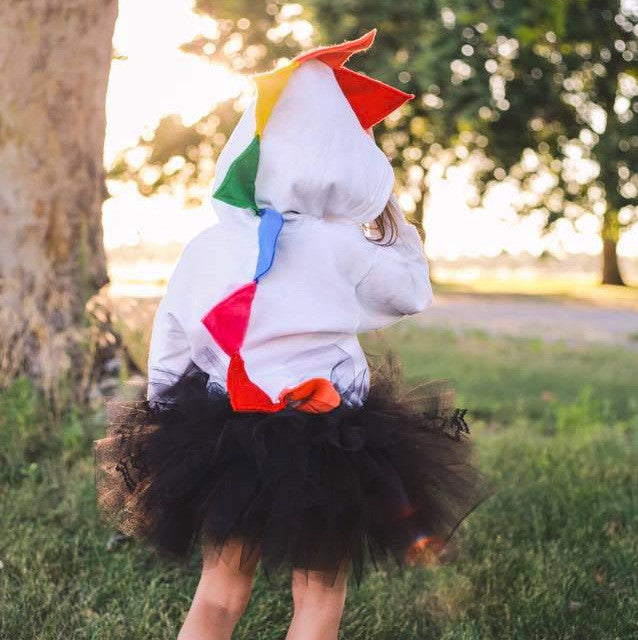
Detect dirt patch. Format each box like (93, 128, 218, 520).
(415, 293, 638, 347)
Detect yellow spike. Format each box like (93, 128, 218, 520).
(254, 61, 299, 136)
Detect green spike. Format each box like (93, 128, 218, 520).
(213, 135, 260, 212)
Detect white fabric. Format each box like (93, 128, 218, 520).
(147, 61, 433, 403)
(256, 60, 395, 223)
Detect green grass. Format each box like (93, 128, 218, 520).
(368, 324, 638, 425)
(2, 326, 638, 639)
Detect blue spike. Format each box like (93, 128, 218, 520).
(254, 208, 284, 281)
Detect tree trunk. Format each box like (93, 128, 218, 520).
(0, 0, 118, 402)
(601, 211, 625, 286)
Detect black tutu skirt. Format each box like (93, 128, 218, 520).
(94, 360, 487, 586)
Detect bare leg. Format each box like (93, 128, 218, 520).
(285, 564, 349, 640)
(177, 539, 260, 640)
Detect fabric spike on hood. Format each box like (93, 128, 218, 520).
(213, 29, 414, 216)
(204, 30, 413, 413)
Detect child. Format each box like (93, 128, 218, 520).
(95, 30, 485, 640)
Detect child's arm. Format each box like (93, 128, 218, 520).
(356, 195, 433, 331)
(145, 239, 199, 402)
(146, 294, 192, 401)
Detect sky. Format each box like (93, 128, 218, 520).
(102, 0, 638, 259)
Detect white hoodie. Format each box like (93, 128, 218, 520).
(147, 60, 433, 405)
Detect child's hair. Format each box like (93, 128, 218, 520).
(368, 196, 425, 246)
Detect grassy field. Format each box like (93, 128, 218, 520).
(1, 325, 637, 639)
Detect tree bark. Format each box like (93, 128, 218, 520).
(601, 238, 625, 286)
(600, 211, 625, 286)
(0, 0, 118, 402)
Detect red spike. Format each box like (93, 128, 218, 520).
(334, 66, 414, 129)
(201, 282, 256, 355)
(294, 29, 377, 69)
(227, 353, 285, 412)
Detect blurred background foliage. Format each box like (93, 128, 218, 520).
(108, 0, 638, 284)
(3, 3, 638, 638)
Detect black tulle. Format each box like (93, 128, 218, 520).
(94, 361, 487, 586)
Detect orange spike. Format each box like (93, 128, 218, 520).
(334, 66, 414, 129)
(294, 29, 377, 69)
(227, 354, 342, 414)
(280, 377, 341, 413)
(227, 352, 285, 412)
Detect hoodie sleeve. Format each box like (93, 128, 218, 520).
(356, 197, 433, 332)
(146, 294, 192, 402)
(145, 242, 197, 402)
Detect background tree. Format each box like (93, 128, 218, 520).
(308, 0, 638, 284)
(0, 0, 118, 400)
(109, 1, 308, 203)
(112, 0, 637, 285)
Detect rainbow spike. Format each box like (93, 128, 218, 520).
(254, 208, 284, 281)
(254, 62, 299, 136)
(334, 66, 414, 129)
(294, 29, 377, 69)
(202, 281, 256, 356)
(213, 136, 260, 211)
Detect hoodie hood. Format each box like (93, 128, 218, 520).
(211, 29, 413, 225)
(214, 61, 394, 223)
(258, 60, 397, 223)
